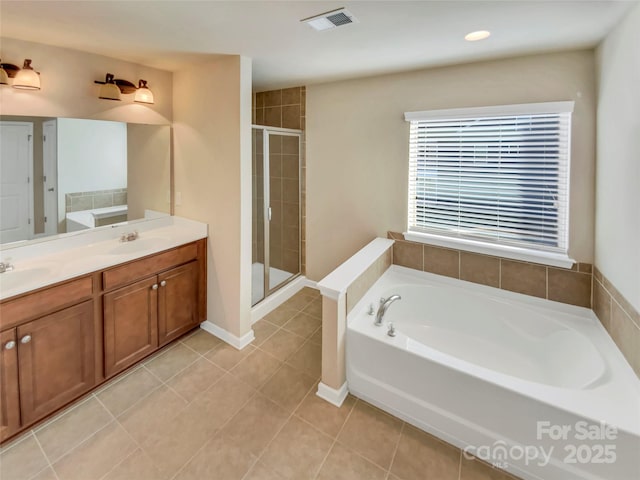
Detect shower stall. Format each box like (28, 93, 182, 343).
(252, 125, 303, 305)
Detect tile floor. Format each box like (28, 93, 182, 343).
(1, 287, 518, 480)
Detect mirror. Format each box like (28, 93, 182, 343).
(0, 116, 171, 247)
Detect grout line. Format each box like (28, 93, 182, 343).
(31, 432, 61, 480)
(386, 421, 405, 479)
(457, 441, 463, 480)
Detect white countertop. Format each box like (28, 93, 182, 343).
(0, 216, 208, 301)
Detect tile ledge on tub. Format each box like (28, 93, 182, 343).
(317, 238, 394, 300)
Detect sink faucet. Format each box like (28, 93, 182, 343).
(120, 231, 139, 242)
(0, 259, 14, 273)
(374, 295, 401, 326)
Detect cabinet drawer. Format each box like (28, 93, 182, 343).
(102, 242, 198, 291)
(0, 276, 93, 330)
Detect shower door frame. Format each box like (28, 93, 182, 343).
(252, 125, 303, 303)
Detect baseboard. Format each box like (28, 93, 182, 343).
(251, 275, 318, 324)
(316, 381, 349, 407)
(200, 321, 254, 350)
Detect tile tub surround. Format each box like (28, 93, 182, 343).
(388, 232, 593, 308)
(0, 293, 521, 480)
(65, 188, 128, 213)
(593, 267, 640, 376)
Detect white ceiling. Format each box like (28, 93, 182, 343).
(0, 1, 635, 90)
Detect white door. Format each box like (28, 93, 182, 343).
(42, 120, 58, 236)
(0, 122, 34, 243)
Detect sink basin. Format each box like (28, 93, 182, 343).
(0, 266, 55, 289)
(108, 237, 168, 255)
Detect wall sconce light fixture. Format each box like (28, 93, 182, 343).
(0, 59, 41, 90)
(95, 74, 155, 104)
(13, 59, 41, 90)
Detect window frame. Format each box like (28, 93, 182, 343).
(404, 101, 575, 268)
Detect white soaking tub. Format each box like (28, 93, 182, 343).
(347, 265, 640, 480)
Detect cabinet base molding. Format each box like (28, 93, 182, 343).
(200, 321, 254, 350)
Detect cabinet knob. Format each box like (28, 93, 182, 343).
(20, 335, 32, 344)
(151, 284, 158, 290)
(160, 280, 167, 287)
(4, 340, 16, 350)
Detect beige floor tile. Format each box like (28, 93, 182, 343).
(102, 448, 165, 480)
(302, 298, 322, 318)
(300, 287, 321, 298)
(286, 340, 322, 379)
(244, 460, 285, 480)
(337, 401, 403, 469)
(390, 424, 460, 480)
(460, 456, 519, 480)
(261, 417, 333, 480)
(52, 422, 134, 480)
(282, 312, 321, 338)
(173, 433, 257, 480)
(282, 293, 314, 311)
(231, 349, 282, 388)
(0, 434, 49, 480)
(295, 391, 356, 438)
(35, 397, 112, 463)
(316, 442, 387, 480)
(166, 357, 225, 401)
(260, 329, 306, 361)
(309, 327, 322, 346)
(182, 374, 256, 434)
(252, 320, 279, 346)
(260, 364, 316, 412)
(97, 367, 161, 417)
(145, 343, 200, 381)
(180, 328, 222, 354)
(118, 385, 187, 444)
(30, 467, 58, 480)
(263, 306, 299, 327)
(206, 343, 255, 370)
(220, 393, 289, 455)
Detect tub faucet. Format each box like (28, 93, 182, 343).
(0, 259, 14, 274)
(375, 295, 401, 326)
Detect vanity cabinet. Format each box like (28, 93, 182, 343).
(0, 299, 95, 442)
(0, 238, 207, 444)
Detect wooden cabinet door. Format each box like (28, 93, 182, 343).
(158, 261, 199, 346)
(103, 276, 158, 377)
(17, 301, 95, 425)
(0, 329, 20, 442)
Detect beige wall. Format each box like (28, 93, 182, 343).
(0, 37, 172, 124)
(306, 50, 597, 281)
(595, 4, 640, 312)
(173, 55, 253, 339)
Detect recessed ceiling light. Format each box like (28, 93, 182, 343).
(465, 30, 491, 42)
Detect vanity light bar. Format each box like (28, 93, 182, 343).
(94, 73, 155, 104)
(0, 58, 41, 90)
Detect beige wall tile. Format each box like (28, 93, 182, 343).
(423, 245, 460, 278)
(390, 424, 460, 480)
(282, 105, 301, 129)
(282, 87, 301, 105)
(283, 137, 299, 155)
(264, 106, 282, 127)
(264, 90, 282, 107)
(547, 268, 591, 307)
(500, 260, 546, 299)
(393, 240, 423, 270)
(460, 252, 500, 288)
(610, 301, 640, 376)
(592, 278, 612, 331)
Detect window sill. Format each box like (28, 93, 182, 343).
(403, 231, 575, 269)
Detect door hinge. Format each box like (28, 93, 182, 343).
(43, 135, 46, 142)
(43, 175, 47, 182)
(44, 216, 48, 223)
(28, 134, 32, 142)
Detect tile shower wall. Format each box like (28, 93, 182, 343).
(593, 268, 640, 376)
(253, 87, 306, 274)
(388, 232, 593, 308)
(65, 188, 128, 213)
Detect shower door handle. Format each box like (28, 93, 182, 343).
(268, 207, 272, 222)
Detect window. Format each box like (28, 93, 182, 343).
(405, 102, 574, 266)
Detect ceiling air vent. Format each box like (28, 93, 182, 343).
(302, 8, 358, 31)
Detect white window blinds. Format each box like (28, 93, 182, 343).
(405, 102, 573, 254)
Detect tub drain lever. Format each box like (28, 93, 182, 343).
(387, 322, 396, 337)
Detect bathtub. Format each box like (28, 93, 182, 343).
(347, 265, 640, 480)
